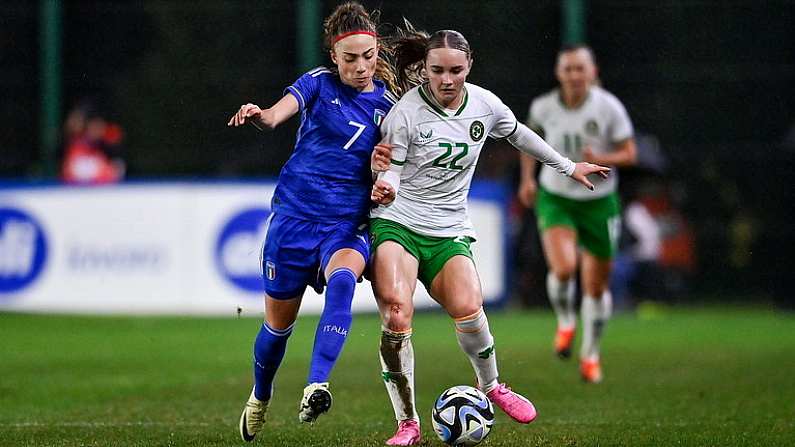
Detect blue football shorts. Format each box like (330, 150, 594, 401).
(259, 213, 370, 299)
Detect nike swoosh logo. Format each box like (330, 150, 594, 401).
(241, 413, 255, 442)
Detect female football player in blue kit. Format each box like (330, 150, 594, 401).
(227, 2, 399, 441)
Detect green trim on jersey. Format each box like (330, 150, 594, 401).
(418, 84, 469, 118)
(391, 158, 406, 166)
(419, 84, 446, 117)
(454, 88, 469, 116)
(370, 218, 474, 290)
(535, 187, 621, 259)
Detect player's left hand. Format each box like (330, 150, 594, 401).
(371, 143, 392, 172)
(571, 162, 610, 191)
(371, 179, 395, 205)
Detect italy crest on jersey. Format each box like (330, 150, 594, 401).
(265, 261, 276, 280)
(374, 109, 386, 126)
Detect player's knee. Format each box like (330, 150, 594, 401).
(382, 302, 413, 332)
(584, 283, 608, 298)
(455, 297, 482, 319)
(552, 267, 576, 282)
(266, 314, 297, 331)
(441, 287, 483, 319)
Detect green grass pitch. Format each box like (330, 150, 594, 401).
(1, 306, 793, 446)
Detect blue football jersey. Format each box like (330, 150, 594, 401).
(273, 66, 396, 222)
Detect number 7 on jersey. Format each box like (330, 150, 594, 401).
(343, 121, 367, 150)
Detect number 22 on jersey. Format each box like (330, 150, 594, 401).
(432, 142, 469, 170)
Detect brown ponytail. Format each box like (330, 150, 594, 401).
(389, 23, 473, 95)
(388, 20, 431, 95)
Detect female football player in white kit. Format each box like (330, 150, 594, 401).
(517, 45, 637, 383)
(368, 29, 610, 446)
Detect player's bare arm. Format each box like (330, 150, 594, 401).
(583, 138, 637, 167)
(517, 153, 539, 207)
(227, 94, 300, 131)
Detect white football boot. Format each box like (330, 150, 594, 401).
(298, 382, 332, 423)
(239, 388, 269, 442)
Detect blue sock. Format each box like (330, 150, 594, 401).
(307, 267, 356, 383)
(253, 322, 293, 401)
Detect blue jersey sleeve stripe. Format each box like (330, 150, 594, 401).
(285, 86, 306, 110)
(307, 66, 329, 76)
(311, 70, 332, 78)
(384, 91, 399, 105)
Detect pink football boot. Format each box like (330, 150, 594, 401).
(385, 419, 421, 446)
(486, 383, 537, 424)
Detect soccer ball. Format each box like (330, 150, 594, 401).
(431, 385, 494, 446)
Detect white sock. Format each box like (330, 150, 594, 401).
(547, 272, 576, 329)
(580, 291, 612, 361)
(454, 308, 499, 394)
(379, 327, 418, 422)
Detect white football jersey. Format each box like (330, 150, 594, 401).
(370, 82, 517, 238)
(529, 86, 633, 199)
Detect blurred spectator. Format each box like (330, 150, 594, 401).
(61, 101, 125, 184)
(612, 180, 696, 306)
(611, 196, 661, 308)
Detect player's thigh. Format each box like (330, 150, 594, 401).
(325, 248, 366, 278)
(429, 254, 483, 319)
(371, 241, 419, 330)
(321, 221, 368, 279)
(580, 252, 612, 297)
(372, 241, 419, 301)
(541, 227, 578, 279)
(575, 192, 621, 261)
(537, 189, 578, 278)
(261, 214, 319, 299)
(369, 219, 421, 303)
(264, 293, 304, 330)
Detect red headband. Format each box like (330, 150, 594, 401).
(333, 30, 377, 44)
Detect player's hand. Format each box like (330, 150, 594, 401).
(371, 179, 396, 205)
(371, 143, 392, 172)
(517, 178, 538, 208)
(227, 103, 263, 128)
(571, 162, 610, 191)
